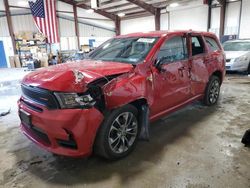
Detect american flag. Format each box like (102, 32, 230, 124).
(29, 0, 59, 43)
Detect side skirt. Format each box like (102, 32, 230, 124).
(149, 94, 204, 122)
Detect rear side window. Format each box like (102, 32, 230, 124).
(191, 36, 205, 56)
(157, 36, 188, 63)
(205, 37, 220, 51)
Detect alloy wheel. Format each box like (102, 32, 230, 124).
(108, 112, 138, 154)
(209, 80, 220, 104)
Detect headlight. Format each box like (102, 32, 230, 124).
(54, 92, 95, 109)
(234, 55, 248, 62)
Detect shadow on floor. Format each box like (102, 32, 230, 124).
(8, 102, 217, 186)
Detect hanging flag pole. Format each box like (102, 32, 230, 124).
(29, 0, 59, 44)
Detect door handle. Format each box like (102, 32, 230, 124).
(178, 66, 185, 71)
(178, 67, 185, 77)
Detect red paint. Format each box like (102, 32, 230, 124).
(18, 31, 225, 157)
(22, 60, 133, 92)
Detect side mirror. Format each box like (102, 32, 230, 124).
(154, 57, 166, 72)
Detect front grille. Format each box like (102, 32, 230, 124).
(21, 84, 59, 109)
(32, 126, 51, 145)
(23, 123, 51, 145)
(57, 139, 77, 150)
(226, 59, 231, 62)
(21, 98, 43, 112)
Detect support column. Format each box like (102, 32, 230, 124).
(73, 4, 80, 50)
(115, 16, 121, 36)
(155, 8, 161, 31)
(219, 0, 226, 39)
(207, 0, 212, 32)
(4, 0, 16, 54)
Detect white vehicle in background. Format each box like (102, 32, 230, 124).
(223, 39, 250, 74)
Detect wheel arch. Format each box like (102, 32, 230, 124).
(129, 98, 148, 111)
(211, 70, 223, 85)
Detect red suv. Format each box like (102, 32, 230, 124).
(18, 31, 225, 159)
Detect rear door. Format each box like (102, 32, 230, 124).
(189, 35, 209, 95)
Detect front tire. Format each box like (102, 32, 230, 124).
(94, 104, 139, 160)
(203, 75, 221, 106)
(247, 62, 250, 74)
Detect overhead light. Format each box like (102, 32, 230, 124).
(169, 3, 179, 7)
(91, 0, 99, 9)
(86, 9, 94, 13)
(118, 13, 125, 17)
(18, 0, 29, 7)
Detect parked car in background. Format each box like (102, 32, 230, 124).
(223, 39, 250, 74)
(18, 31, 225, 160)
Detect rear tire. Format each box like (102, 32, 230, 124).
(203, 75, 221, 106)
(94, 104, 139, 160)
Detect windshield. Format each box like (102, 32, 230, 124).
(223, 41, 250, 51)
(87, 37, 158, 64)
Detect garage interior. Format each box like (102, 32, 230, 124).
(0, 0, 249, 187)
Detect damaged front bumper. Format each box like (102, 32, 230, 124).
(18, 97, 104, 157)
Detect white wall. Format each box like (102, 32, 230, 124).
(160, 13, 169, 30)
(79, 37, 110, 47)
(121, 1, 208, 34)
(78, 22, 114, 38)
(239, 0, 250, 39)
(0, 0, 4, 11)
(77, 7, 114, 30)
(210, 7, 220, 37)
(169, 3, 208, 31)
(224, 1, 241, 35)
(0, 17, 9, 37)
(12, 14, 38, 34)
(121, 16, 155, 34)
(58, 17, 76, 37)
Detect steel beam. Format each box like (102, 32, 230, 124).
(4, 0, 16, 54)
(126, 0, 156, 14)
(73, 4, 80, 50)
(155, 8, 161, 30)
(59, 0, 116, 20)
(219, 0, 226, 39)
(207, 0, 212, 32)
(115, 16, 120, 36)
(126, 0, 161, 30)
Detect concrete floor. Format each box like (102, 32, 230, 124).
(0, 68, 249, 188)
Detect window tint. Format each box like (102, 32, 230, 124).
(157, 36, 187, 63)
(191, 36, 205, 56)
(205, 37, 220, 51)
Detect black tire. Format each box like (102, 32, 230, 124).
(247, 62, 250, 74)
(203, 75, 221, 106)
(94, 104, 139, 160)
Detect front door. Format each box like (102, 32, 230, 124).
(150, 35, 191, 116)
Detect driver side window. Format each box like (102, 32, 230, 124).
(157, 36, 187, 63)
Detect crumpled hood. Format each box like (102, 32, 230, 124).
(224, 51, 250, 59)
(22, 60, 133, 92)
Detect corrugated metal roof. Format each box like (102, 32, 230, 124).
(74, 0, 199, 18)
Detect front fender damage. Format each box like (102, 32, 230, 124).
(87, 72, 152, 141)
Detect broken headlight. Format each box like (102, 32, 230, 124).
(54, 92, 96, 109)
